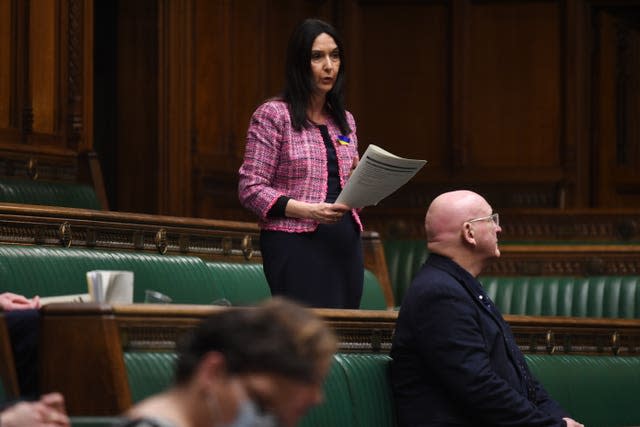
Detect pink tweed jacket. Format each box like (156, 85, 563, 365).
(238, 99, 363, 233)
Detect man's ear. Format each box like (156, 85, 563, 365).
(462, 223, 476, 245)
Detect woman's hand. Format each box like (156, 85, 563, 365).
(0, 292, 41, 311)
(285, 200, 351, 224)
(0, 392, 69, 427)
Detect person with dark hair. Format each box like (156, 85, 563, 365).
(238, 18, 363, 309)
(121, 297, 337, 427)
(390, 190, 584, 427)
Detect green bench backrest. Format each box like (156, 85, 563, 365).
(0, 245, 221, 304)
(299, 357, 354, 427)
(124, 352, 177, 404)
(334, 353, 395, 427)
(204, 262, 387, 309)
(0, 178, 103, 210)
(481, 276, 640, 318)
(300, 353, 396, 427)
(122, 350, 640, 427)
(361, 269, 388, 310)
(382, 238, 640, 318)
(382, 239, 428, 304)
(204, 262, 271, 306)
(123, 352, 394, 427)
(526, 354, 640, 427)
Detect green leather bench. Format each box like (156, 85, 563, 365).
(123, 351, 395, 427)
(480, 276, 640, 318)
(361, 269, 388, 310)
(382, 239, 428, 305)
(383, 240, 640, 318)
(527, 355, 640, 427)
(121, 350, 640, 427)
(204, 261, 387, 309)
(0, 244, 387, 308)
(205, 261, 271, 306)
(0, 178, 103, 210)
(0, 245, 222, 304)
(298, 353, 395, 427)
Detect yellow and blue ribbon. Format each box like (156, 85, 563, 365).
(337, 135, 350, 145)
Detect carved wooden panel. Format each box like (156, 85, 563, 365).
(0, 0, 10, 128)
(346, 1, 449, 177)
(115, 0, 158, 214)
(363, 207, 640, 241)
(487, 244, 640, 276)
(30, 0, 57, 135)
(0, 0, 94, 180)
(463, 1, 562, 172)
(93, 0, 640, 217)
(593, 6, 640, 207)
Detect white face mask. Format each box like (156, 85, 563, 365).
(222, 398, 280, 427)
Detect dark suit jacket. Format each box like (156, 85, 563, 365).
(390, 254, 569, 427)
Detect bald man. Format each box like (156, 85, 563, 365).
(390, 190, 583, 427)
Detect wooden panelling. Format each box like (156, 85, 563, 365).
(592, 6, 640, 207)
(362, 207, 640, 241)
(4, 0, 637, 217)
(563, 0, 590, 208)
(0, 0, 94, 185)
(157, 0, 192, 216)
(347, 1, 449, 176)
(0, 0, 10, 128)
(30, 0, 58, 134)
(464, 1, 562, 172)
(115, 0, 158, 214)
(193, 0, 234, 165)
(0, 314, 20, 399)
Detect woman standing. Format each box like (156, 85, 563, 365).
(239, 18, 363, 309)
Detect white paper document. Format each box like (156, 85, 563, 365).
(39, 293, 90, 305)
(335, 144, 427, 208)
(86, 270, 134, 304)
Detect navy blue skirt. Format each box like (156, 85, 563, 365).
(260, 214, 363, 309)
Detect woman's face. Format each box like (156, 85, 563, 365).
(310, 32, 340, 97)
(241, 361, 331, 427)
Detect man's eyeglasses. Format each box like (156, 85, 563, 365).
(467, 213, 499, 227)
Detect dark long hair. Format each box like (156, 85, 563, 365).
(282, 18, 351, 135)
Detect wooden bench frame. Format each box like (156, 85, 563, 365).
(37, 303, 640, 415)
(0, 313, 20, 399)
